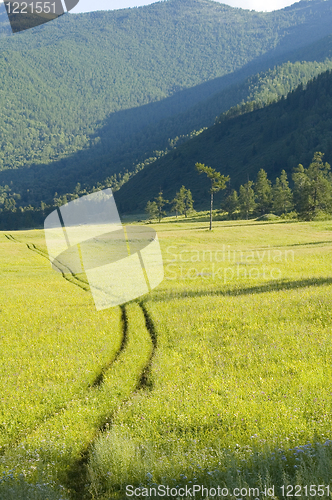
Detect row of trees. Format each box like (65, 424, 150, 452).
(145, 163, 229, 228)
(146, 186, 194, 222)
(223, 169, 292, 220)
(223, 152, 331, 221)
(1, 151, 331, 230)
(145, 152, 332, 229)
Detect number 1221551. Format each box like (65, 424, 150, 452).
(280, 485, 330, 497)
(5, 2, 56, 14)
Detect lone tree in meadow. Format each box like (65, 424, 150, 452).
(195, 163, 229, 230)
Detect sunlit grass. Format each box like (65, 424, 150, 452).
(1, 220, 332, 498)
(0, 234, 122, 452)
(88, 219, 332, 498)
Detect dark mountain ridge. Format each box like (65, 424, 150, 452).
(1, 0, 332, 206)
(114, 68, 332, 213)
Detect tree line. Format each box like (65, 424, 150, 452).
(145, 152, 332, 228)
(1, 150, 331, 230)
(146, 186, 194, 223)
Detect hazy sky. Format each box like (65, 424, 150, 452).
(70, 0, 297, 14)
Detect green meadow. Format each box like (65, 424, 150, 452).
(1, 216, 332, 499)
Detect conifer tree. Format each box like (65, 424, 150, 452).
(182, 186, 194, 217)
(195, 163, 229, 230)
(145, 200, 158, 221)
(222, 189, 239, 219)
(254, 168, 272, 215)
(155, 191, 168, 222)
(239, 180, 256, 220)
(293, 152, 332, 219)
(171, 185, 194, 217)
(171, 190, 183, 218)
(272, 170, 293, 215)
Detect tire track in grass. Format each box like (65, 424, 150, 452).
(4, 236, 159, 498)
(5, 234, 17, 242)
(26, 242, 90, 292)
(6, 234, 89, 291)
(137, 301, 157, 391)
(0, 303, 154, 500)
(81, 302, 158, 500)
(97, 302, 157, 435)
(65, 305, 129, 499)
(67, 302, 157, 500)
(90, 305, 128, 389)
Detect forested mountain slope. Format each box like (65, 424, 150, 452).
(1, 0, 332, 205)
(114, 69, 332, 212)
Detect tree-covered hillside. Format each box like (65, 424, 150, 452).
(114, 69, 332, 213)
(1, 0, 332, 205)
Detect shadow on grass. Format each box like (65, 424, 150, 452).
(153, 219, 302, 231)
(147, 277, 332, 303)
(285, 240, 332, 247)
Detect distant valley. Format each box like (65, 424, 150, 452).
(1, 0, 332, 219)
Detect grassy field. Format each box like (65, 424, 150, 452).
(1, 217, 332, 499)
